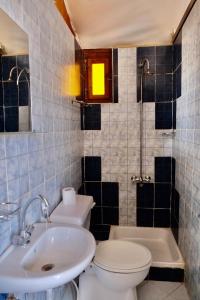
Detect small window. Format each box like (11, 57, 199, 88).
(83, 49, 113, 103)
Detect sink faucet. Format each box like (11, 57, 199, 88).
(12, 195, 50, 246)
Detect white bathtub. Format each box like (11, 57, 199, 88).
(109, 226, 184, 269)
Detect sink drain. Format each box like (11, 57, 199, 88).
(41, 263, 55, 271)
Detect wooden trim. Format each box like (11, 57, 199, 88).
(172, 0, 197, 43)
(83, 49, 113, 103)
(55, 0, 75, 36)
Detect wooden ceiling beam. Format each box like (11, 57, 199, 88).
(55, 0, 75, 36)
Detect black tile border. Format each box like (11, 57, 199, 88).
(82, 156, 102, 182)
(147, 267, 184, 282)
(81, 104, 101, 130)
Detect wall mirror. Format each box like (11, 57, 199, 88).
(0, 8, 30, 132)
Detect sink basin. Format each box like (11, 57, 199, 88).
(0, 223, 96, 293)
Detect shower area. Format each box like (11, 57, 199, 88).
(82, 44, 183, 280)
(134, 45, 179, 235)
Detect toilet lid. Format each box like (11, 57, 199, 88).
(94, 240, 152, 273)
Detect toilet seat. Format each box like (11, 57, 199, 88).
(94, 240, 152, 273)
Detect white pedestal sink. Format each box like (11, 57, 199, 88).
(0, 223, 96, 293)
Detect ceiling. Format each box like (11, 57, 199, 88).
(65, 0, 191, 49)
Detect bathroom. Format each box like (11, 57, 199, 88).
(0, 0, 199, 299)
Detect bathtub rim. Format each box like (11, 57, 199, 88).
(109, 226, 185, 270)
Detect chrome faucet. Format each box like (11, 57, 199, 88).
(12, 195, 50, 246)
(131, 176, 151, 183)
(16, 68, 29, 86)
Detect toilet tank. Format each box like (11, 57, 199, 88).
(50, 195, 94, 229)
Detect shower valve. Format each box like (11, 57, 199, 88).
(143, 176, 151, 182)
(131, 176, 142, 183)
(131, 176, 151, 183)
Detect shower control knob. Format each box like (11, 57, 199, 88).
(131, 176, 141, 183)
(143, 176, 151, 182)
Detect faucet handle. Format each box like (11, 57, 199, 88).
(25, 224, 34, 235)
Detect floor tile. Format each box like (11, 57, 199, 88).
(137, 280, 190, 300)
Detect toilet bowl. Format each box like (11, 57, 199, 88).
(50, 194, 152, 300)
(90, 240, 152, 299)
(94, 240, 151, 288)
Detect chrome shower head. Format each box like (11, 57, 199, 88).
(139, 58, 154, 75)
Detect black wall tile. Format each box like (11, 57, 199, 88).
(176, 65, 182, 99)
(173, 31, 182, 71)
(85, 182, 101, 206)
(137, 45, 174, 104)
(171, 188, 180, 222)
(81, 104, 101, 130)
(154, 209, 170, 227)
(4, 107, 18, 132)
(137, 46, 156, 57)
(16, 55, 29, 69)
(0, 82, 3, 106)
(137, 183, 154, 208)
(155, 102, 173, 129)
(90, 207, 102, 225)
(155, 183, 171, 208)
(84, 156, 101, 181)
(156, 46, 173, 73)
(173, 101, 176, 129)
(155, 157, 173, 183)
(3, 82, 18, 106)
(90, 224, 110, 241)
(19, 82, 29, 106)
(142, 75, 155, 102)
(2, 56, 17, 80)
(102, 182, 119, 207)
(137, 208, 153, 227)
(156, 74, 173, 102)
(0, 107, 4, 132)
(103, 207, 119, 225)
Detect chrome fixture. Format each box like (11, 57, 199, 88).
(16, 67, 29, 86)
(131, 58, 153, 184)
(138, 58, 151, 74)
(7, 66, 21, 82)
(72, 99, 90, 106)
(131, 175, 151, 183)
(7, 66, 29, 86)
(161, 130, 176, 137)
(12, 195, 50, 246)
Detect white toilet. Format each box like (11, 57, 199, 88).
(51, 194, 152, 300)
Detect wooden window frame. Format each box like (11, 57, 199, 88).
(83, 49, 113, 103)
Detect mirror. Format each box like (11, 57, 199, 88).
(0, 8, 30, 132)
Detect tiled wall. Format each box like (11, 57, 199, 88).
(173, 0, 200, 297)
(81, 156, 119, 239)
(0, 55, 29, 132)
(0, 0, 83, 258)
(137, 157, 175, 229)
(83, 48, 173, 227)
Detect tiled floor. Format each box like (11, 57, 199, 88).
(137, 280, 190, 300)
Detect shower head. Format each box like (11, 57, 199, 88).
(7, 66, 21, 81)
(139, 58, 154, 75)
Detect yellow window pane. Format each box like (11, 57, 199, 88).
(92, 63, 105, 95)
